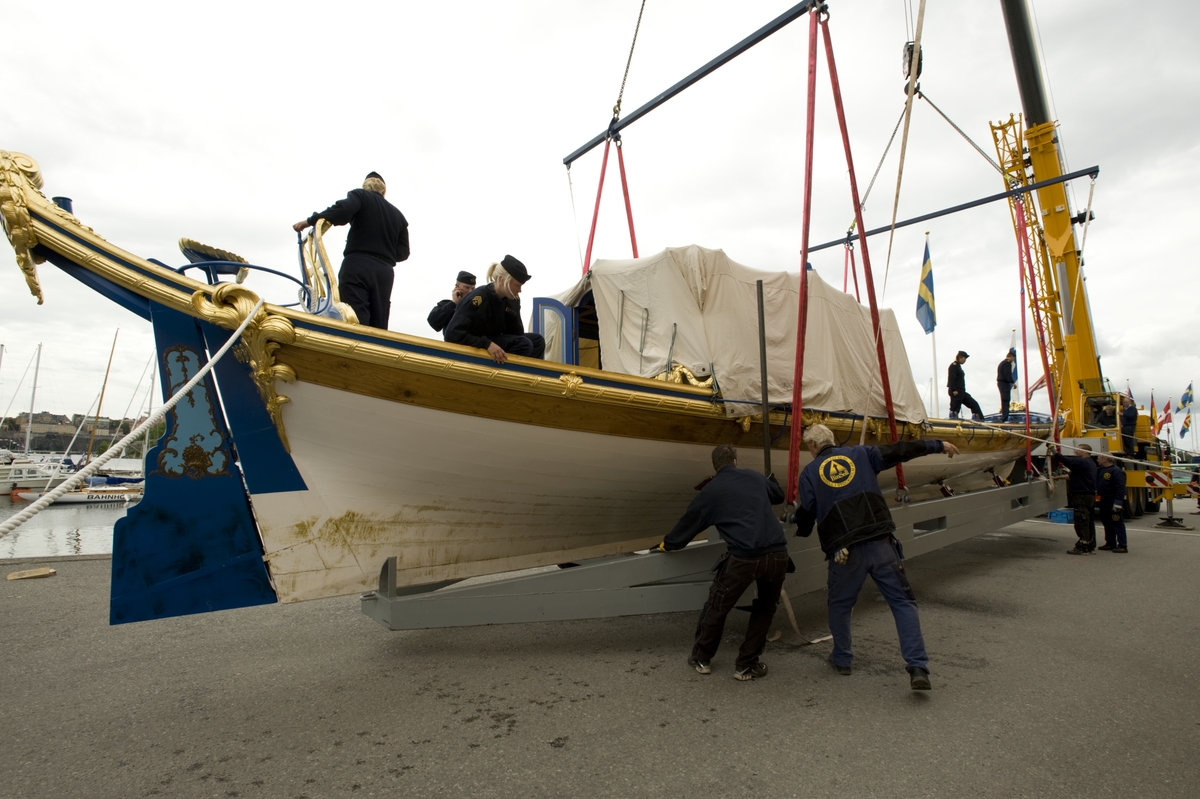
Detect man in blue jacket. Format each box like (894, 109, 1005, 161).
(1095, 452, 1128, 553)
(793, 424, 959, 690)
(657, 445, 789, 681)
(1052, 443, 1098, 555)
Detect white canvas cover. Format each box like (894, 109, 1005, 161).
(547, 245, 927, 423)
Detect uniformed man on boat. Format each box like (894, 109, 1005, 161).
(947, 350, 984, 421)
(292, 171, 410, 330)
(996, 349, 1017, 422)
(443, 255, 545, 364)
(427, 270, 476, 332)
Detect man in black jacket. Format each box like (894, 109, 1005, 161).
(444, 256, 545, 364)
(293, 172, 410, 330)
(657, 445, 789, 681)
(1052, 444, 1098, 555)
(997, 350, 1017, 422)
(427, 271, 476, 333)
(1120, 397, 1139, 456)
(793, 424, 959, 690)
(948, 351, 984, 421)
(1095, 453, 1128, 553)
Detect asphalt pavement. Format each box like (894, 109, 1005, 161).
(2, 513, 1198, 798)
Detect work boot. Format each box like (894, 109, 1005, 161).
(687, 657, 711, 675)
(948, 411, 960, 419)
(909, 667, 932, 690)
(1066, 546, 1094, 555)
(1112, 546, 1128, 553)
(971, 413, 985, 421)
(733, 662, 768, 681)
(1097, 544, 1115, 551)
(828, 657, 851, 676)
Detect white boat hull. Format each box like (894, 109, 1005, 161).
(255, 381, 1021, 603)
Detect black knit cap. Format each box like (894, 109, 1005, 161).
(501, 254, 531, 284)
(365, 171, 384, 183)
(456, 270, 476, 286)
(957, 350, 970, 359)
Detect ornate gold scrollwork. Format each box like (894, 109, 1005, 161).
(192, 284, 298, 451)
(653, 364, 715, 389)
(558, 371, 584, 398)
(0, 151, 47, 304)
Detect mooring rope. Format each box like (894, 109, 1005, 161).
(0, 299, 265, 540)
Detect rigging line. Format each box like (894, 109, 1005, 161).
(0, 349, 36, 423)
(565, 166, 586, 271)
(917, 91, 1004, 175)
(614, 0, 649, 115)
(848, 106, 906, 233)
(880, 0, 927, 300)
(107, 352, 155, 447)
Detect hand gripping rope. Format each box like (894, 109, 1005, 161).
(0, 300, 265, 540)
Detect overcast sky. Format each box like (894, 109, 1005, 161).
(2, 0, 1198, 446)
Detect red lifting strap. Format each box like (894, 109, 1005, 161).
(582, 135, 639, 274)
(786, 9, 908, 506)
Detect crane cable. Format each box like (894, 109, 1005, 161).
(880, 0, 927, 300)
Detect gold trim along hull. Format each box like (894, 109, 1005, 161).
(0, 151, 1049, 602)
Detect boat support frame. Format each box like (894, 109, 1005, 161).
(361, 478, 1066, 631)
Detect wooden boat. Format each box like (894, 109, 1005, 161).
(0, 150, 1047, 619)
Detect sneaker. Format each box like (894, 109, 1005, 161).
(1097, 544, 1115, 551)
(687, 657, 711, 675)
(1112, 547, 1128, 554)
(909, 667, 932, 691)
(1066, 547, 1094, 555)
(971, 414, 985, 421)
(828, 658, 852, 676)
(733, 662, 768, 681)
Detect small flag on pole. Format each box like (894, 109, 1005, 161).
(1178, 383, 1194, 413)
(1182, 412, 1192, 438)
(1158, 400, 1173, 435)
(1150, 393, 1158, 434)
(915, 242, 936, 334)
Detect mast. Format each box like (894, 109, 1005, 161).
(85, 330, 119, 463)
(24, 343, 41, 453)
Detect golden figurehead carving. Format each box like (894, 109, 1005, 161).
(0, 150, 47, 304)
(191, 284, 298, 451)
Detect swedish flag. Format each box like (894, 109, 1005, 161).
(1177, 383, 1194, 413)
(915, 242, 936, 334)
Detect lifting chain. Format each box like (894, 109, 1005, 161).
(612, 0, 648, 123)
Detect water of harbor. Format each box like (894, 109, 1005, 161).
(0, 494, 120, 559)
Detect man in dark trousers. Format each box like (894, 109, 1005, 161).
(793, 423, 960, 691)
(997, 350, 1017, 422)
(656, 445, 789, 681)
(444, 256, 545, 364)
(427, 271, 476, 332)
(1095, 452, 1128, 553)
(947, 351, 984, 421)
(1052, 443, 1098, 555)
(1120, 396, 1139, 456)
(293, 172, 410, 330)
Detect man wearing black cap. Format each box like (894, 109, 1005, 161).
(996, 349, 1017, 423)
(427, 271, 477, 332)
(947, 351, 984, 421)
(443, 255, 545, 364)
(293, 172, 409, 330)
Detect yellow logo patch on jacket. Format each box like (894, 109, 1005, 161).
(819, 455, 856, 488)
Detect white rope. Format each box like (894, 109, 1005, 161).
(0, 300, 264, 540)
(967, 418, 1169, 472)
(566, 166, 585, 271)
